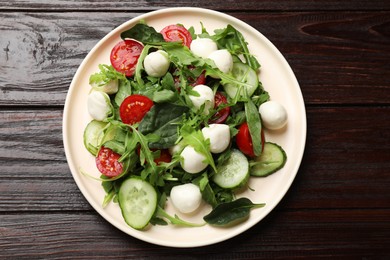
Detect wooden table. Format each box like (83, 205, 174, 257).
(1, 1, 389, 258)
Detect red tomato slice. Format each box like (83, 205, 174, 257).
(160, 25, 192, 48)
(236, 122, 265, 158)
(110, 39, 143, 77)
(119, 94, 153, 125)
(96, 147, 123, 177)
(209, 92, 230, 124)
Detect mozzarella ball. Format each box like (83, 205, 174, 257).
(190, 38, 218, 59)
(189, 84, 215, 115)
(87, 91, 112, 121)
(170, 183, 202, 214)
(168, 142, 184, 155)
(180, 146, 208, 174)
(208, 49, 233, 74)
(201, 124, 230, 153)
(259, 101, 288, 130)
(143, 50, 170, 77)
(90, 79, 119, 95)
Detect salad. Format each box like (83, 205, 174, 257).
(82, 21, 288, 230)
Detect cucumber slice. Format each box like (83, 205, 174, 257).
(223, 62, 259, 99)
(213, 149, 249, 190)
(250, 142, 287, 177)
(118, 177, 158, 230)
(83, 120, 107, 156)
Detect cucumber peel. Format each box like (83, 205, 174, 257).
(250, 142, 287, 177)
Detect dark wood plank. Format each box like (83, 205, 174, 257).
(0, 209, 389, 258)
(1, 12, 389, 106)
(1, 107, 389, 212)
(0, 0, 389, 11)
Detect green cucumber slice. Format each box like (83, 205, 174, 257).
(250, 142, 287, 177)
(213, 149, 249, 190)
(83, 120, 107, 156)
(223, 62, 259, 99)
(118, 177, 158, 230)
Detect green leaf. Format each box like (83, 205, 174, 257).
(120, 23, 164, 43)
(203, 197, 265, 226)
(152, 89, 178, 103)
(156, 206, 205, 227)
(114, 79, 132, 107)
(212, 25, 260, 70)
(163, 43, 204, 67)
(244, 99, 263, 157)
(138, 103, 189, 149)
(180, 125, 217, 172)
(89, 64, 127, 88)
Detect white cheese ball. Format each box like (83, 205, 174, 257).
(189, 84, 215, 115)
(143, 50, 170, 77)
(90, 79, 119, 95)
(87, 91, 112, 121)
(201, 124, 230, 153)
(168, 142, 184, 155)
(259, 101, 288, 130)
(207, 49, 233, 74)
(190, 38, 218, 59)
(180, 146, 208, 174)
(170, 183, 202, 214)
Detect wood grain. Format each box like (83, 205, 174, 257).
(0, 0, 389, 11)
(0, 209, 389, 258)
(1, 12, 389, 106)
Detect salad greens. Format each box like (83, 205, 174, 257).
(82, 21, 287, 230)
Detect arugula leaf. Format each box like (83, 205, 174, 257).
(138, 103, 189, 149)
(89, 64, 127, 88)
(212, 25, 260, 70)
(203, 197, 265, 226)
(180, 125, 217, 172)
(244, 98, 263, 157)
(120, 23, 164, 43)
(193, 173, 218, 208)
(155, 206, 205, 227)
(163, 43, 204, 67)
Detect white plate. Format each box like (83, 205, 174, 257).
(63, 7, 306, 248)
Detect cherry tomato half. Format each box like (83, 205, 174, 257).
(173, 66, 206, 88)
(153, 149, 172, 165)
(209, 92, 230, 124)
(236, 122, 265, 158)
(119, 94, 153, 125)
(137, 147, 172, 165)
(160, 24, 192, 48)
(96, 147, 123, 177)
(110, 39, 144, 77)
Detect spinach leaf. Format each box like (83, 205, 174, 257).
(152, 89, 178, 103)
(120, 23, 164, 43)
(203, 197, 265, 226)
(138, 103, 189, 149)
(114, 79, 132, 107)
(244, 98, 263, 157)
